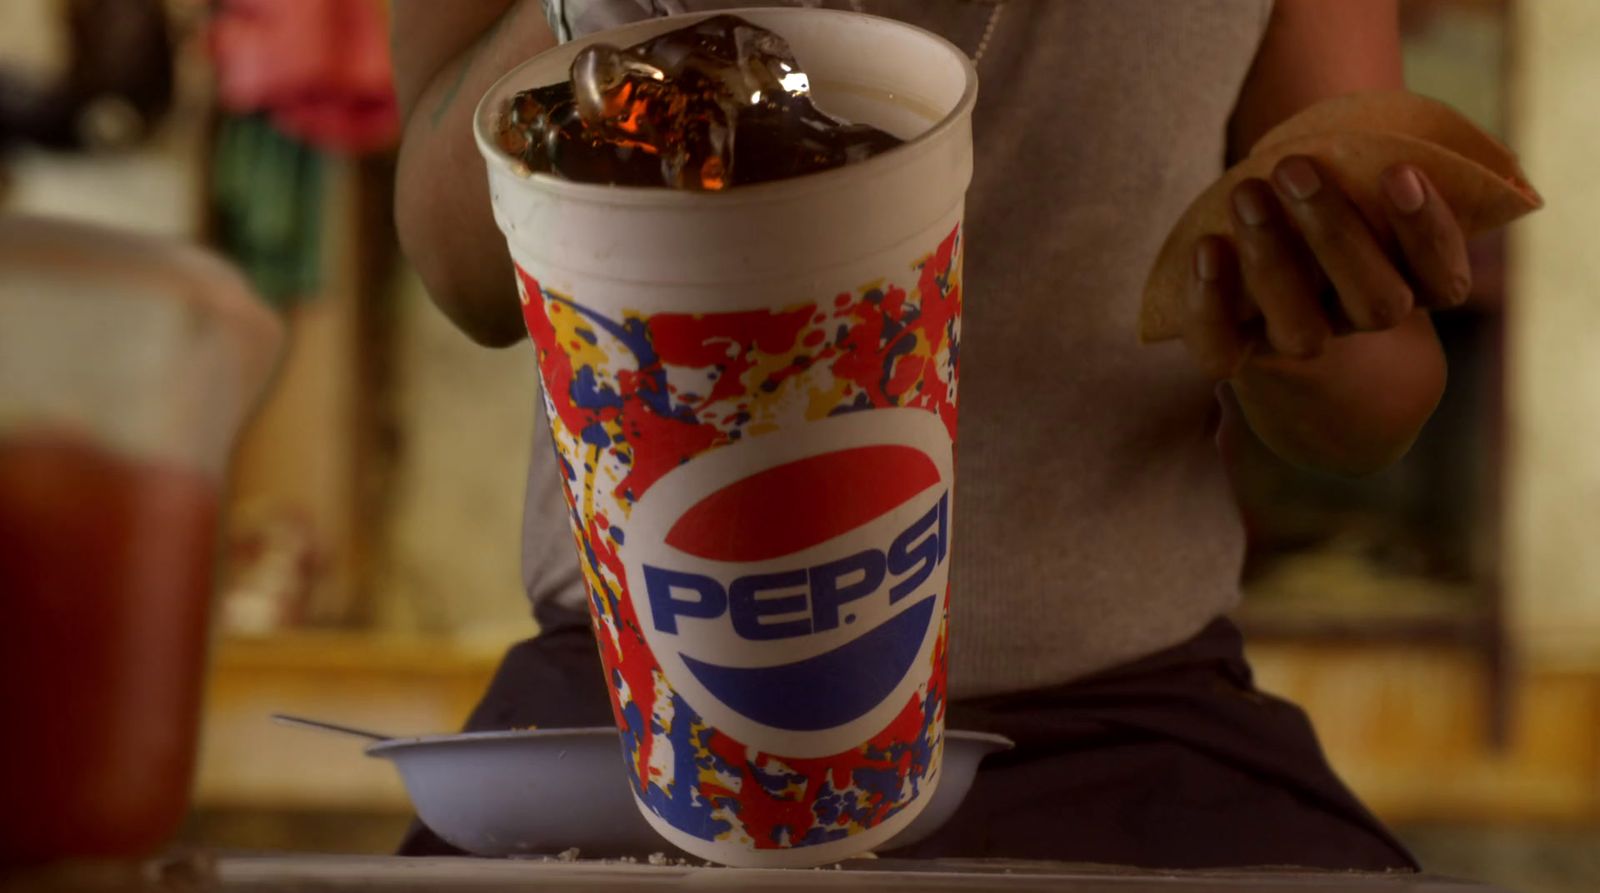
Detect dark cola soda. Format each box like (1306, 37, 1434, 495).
(495, 14, 903, 190)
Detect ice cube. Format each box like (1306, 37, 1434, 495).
(495, 14, 902, 190)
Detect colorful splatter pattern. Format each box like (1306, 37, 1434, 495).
(517, 224, 961, 851)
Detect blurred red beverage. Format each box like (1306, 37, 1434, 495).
(0, 433, 220, 865)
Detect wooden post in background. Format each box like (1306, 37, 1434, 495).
(1505, 0, 1600, 671)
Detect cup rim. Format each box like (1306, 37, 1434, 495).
(471, 6, 980, 209)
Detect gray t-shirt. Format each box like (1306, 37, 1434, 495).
(522, 0, 1272, 697)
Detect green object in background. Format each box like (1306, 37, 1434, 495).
(211, 114, 325, 310)
(1402, 4, 1508, 138)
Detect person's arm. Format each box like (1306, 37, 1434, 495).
(1186, 0, 1463, 476)
(391, 1, 557, 346)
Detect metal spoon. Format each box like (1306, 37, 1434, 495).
(270, 712, 395, 743)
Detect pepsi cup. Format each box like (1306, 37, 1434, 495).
(474, 7, 977, 867)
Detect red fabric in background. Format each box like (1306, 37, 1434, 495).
(209, 0, 398, 154)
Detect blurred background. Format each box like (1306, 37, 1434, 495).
(1, 1, 1595, 890)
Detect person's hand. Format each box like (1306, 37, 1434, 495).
(1182, 155, 1471, 380)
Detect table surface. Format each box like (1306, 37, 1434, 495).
(18, 854, 1506, 893)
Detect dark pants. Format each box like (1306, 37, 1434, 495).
(400, 609, 1416, 871)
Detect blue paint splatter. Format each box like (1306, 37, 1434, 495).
(853, 765, 903, 803)
(752, 762, 803, 796)
(637, 692, 731, 842)
(813, 791, 843, 825)
(549, 295, 696, 424)
(828, 392, 875, 417)
(799, 823, 851, 846)
(572, 366, 623, 410)
(578, 529, 621, 619)
(619, 697, 647, 792)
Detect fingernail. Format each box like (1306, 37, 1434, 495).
(1382, 166, 1426, 214)
(1194, 240, 1220, 282)
(1274, 157, 1322, 201)
(1231, 184, 1271, 227)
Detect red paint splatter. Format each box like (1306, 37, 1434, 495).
(613, 394, 722, 502)
(646, 307, 813, 408)
(518, 269, 587, 436)
(827, 303, 891, 406)
(882, 286, 908, 320)
(885, 352, 923, 399)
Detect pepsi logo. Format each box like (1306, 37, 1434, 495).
(624, 409, 953, 758)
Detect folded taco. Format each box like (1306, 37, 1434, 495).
(1139, 90, 1542, 343)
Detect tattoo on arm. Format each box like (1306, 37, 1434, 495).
(428, 4, 518, 129)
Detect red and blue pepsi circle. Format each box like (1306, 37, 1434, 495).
(625, 409, 952, 759)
